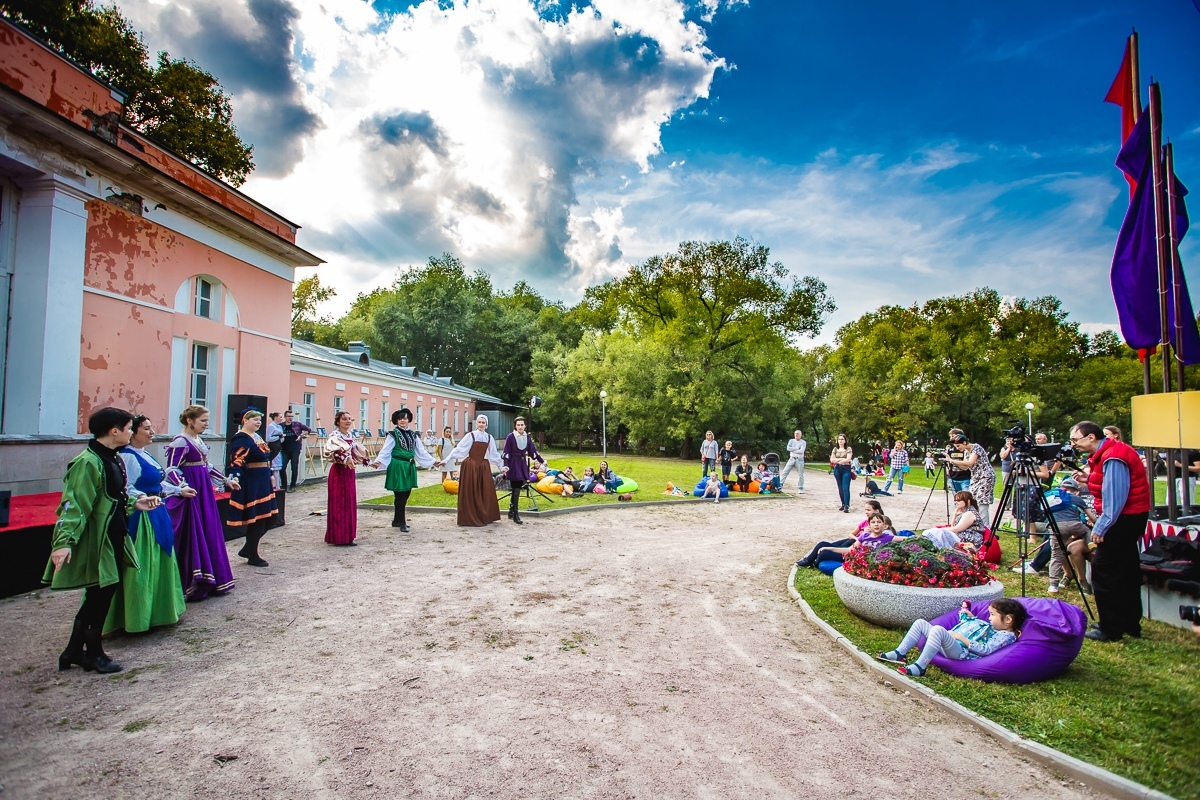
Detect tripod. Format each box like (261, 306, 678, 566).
(497, 475, 555, 512)
(991, 456, 1095, 620)
(912, 457, 952, 531)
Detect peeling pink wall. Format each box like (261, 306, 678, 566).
(79, 200, 292, 433)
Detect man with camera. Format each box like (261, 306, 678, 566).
(1070, 420, 1151, 642)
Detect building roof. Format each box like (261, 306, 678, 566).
(290, 339, 516, 409)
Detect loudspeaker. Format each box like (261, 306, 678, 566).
(0, 490, 9, 527)
(226, 394, 268, 442)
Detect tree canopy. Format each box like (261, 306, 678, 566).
(293, 241, 1188, 458)
(3, 0, 255, 185)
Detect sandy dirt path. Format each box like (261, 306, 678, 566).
(0, 470, 1112, 799)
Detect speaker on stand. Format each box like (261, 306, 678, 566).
(225, 394, 268, 443)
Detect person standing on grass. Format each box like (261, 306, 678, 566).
(830, 434, 854, 512)
(46, 407, 159, 674)
(779, 430, 806, 494)
(700, 431, 718, 477)
(923, 452, 936, 478)
(371, 408, 436, 532)
(882, 439, 909, 494)
(1070, 421, 1150, 642)
(719, 440, 736, 483)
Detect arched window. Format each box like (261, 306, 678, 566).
(174, 275, 238, 326)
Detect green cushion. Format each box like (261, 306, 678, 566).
(614, 478, 638, 493)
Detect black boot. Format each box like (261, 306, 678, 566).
(58, 618, 87, 671)
(82, 628, 121, 674)
(241, 530, 268, 567)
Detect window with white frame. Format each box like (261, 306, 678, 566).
(380, 401, 389, 434)
(454, 410, 460, 433)
(189, 343, 212, 407)
(360, 399, 368, 433)
(301, 393, 314, 428)
(415, 406, 422, 432)
(194, 277, 215, 319)
(429, 406, 435, 433)
(333, 395, 344, 420)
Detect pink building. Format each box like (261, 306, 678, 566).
(0, 20, 322, 494)
(288, 339, 516, 444)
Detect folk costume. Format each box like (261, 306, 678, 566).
(164, 434, 235, 599)
(323, 430, 369, 545)
(44, 440, 140, 673)
(502, 431, 543, 524)
(104, 446, 187, 633)
(376, 426, 435, 531)
(226, 430, 278, 566)
(445, 430, 503, 527)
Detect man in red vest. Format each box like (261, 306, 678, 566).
(1070, 420, 1151, 641)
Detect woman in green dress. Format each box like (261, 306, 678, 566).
(370, 408, 436, 531)
(105, 415, 188, 633)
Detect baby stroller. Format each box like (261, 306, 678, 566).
(763, 452, 781, 477)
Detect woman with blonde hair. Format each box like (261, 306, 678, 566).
(164, 405, 236, 598)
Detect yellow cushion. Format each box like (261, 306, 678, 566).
(442, 479, 459, 494)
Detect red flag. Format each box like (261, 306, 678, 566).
(1105, 37, 1138, 195)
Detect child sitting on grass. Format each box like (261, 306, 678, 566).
(878, 598, 1027, 677)
(702, 470, 723, 503)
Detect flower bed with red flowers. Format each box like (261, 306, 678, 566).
(842, 536, 993, 589)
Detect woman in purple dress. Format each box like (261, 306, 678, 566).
(324, 411, 370, 545)
(164, 405, 236, 599)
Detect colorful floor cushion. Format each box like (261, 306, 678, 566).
(817, 560, 842, 575)
(692, 479, 729, 498)
(920, 597, 1085, 683)
(614, 478, 638, 493)
(980, 529, 1002, 565)
(442, 479, 459, 494)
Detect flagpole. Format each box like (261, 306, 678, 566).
(1128, 32, 1155, 401)
(1148, 81, 1178, 520)
(1164, 142, 1192, 518)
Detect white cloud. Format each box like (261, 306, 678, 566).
(118, 0, 727, 309)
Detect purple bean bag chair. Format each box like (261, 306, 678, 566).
(920, 597, 1086, 684)
(692, 478, 729, 498)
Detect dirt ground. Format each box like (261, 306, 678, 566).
(0, 470, 1116, 799)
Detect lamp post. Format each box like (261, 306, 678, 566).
(1024, 402, 1034, 432)
(600, 390, 607, 459)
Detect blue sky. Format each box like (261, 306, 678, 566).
(122, 0, 1200, 343)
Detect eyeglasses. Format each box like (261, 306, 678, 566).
(1068, 436, 1088, 444)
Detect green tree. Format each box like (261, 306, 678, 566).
(291, 274, 336, 340)
(2, 0, 254, 185)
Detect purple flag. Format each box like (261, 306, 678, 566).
(1110, 114, 1200, 361)
(1167, 169, 1200, 364)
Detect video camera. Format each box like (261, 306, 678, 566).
(1002, 423, 1074, 466)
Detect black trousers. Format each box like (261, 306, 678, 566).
(393, 490, 411, 526)
(798, 538, 855, 566)
(509, 481, 525, 514)
(76, 583, 119, 630)
(280, 443, 302, 488)
(1092, 511, 1148, 637)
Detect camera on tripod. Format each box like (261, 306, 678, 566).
(1002, 423, 1065, 463)
(1182, 605, 1200, 624)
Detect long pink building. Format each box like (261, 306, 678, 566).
(0, 19, 320, 493)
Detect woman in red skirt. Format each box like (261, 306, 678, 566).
(323, 411, 369, 546)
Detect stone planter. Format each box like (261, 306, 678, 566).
(832, 568, 1004, 629)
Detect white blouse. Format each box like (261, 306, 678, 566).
(446, 430, 502, 468)
(375, 429, 436, 469)
(120, 447, 185, 498)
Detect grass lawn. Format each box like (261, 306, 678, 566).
(792, 537, 1200, 800)
(365, 448, 791, 508)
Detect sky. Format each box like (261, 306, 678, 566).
(116, 0, 1200, 344)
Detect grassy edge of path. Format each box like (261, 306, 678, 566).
(791, 548, 1200, 800)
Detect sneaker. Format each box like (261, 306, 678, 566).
(1048, 583, 1059, 594)
(798, 489, 804, 494)
(714, 498, 719, 504)
(1011, 563, 1039, 574)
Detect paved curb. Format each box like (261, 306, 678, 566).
(786, 565, 1176, 800)
(357, 493, 788, 516)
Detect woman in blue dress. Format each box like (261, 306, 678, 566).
(226, 409, 278, 566)
(104, 415, 187, 633)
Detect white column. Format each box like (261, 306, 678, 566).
(3, 177, 89, 434)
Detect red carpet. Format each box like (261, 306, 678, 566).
(0, 492, 61, 533)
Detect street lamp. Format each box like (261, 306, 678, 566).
(600, 390, 607, 458)
(1024, 402, 1034, 432)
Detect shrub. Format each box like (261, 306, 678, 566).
(844, 538, 993, 588)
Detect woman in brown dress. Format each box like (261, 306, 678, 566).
(438, 414, 505, 526)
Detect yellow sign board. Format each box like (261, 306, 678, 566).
(1131, 391, 1200, 448)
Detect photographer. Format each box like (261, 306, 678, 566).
(944, 431, 996, 530)
(1070, 420, 1151, 642)
(944, 428, 972, 493)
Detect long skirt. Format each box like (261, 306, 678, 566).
(104, 507, 186, 633)
(167, 464, 234, 599)
(457, 450, 501, 527)
(325, 463, 358, 544)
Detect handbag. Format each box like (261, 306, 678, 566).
(902, 465, 910, 473)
